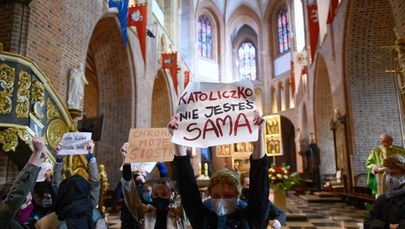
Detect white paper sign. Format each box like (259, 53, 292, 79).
(58, 132, 92, 155)
(120, 162, 157, 173)
(172, 80, 258, 148)
(36, 162, 53, 182)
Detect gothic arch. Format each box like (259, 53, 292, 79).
(196, 2, 222, 62)
(278, 81, 285, 111)
(314, 55, 335, 176)
(264, 0, 292, 60)
(255, 87, 264, 114)
(87, 16, 134, 184)
(227, 4, 263, 82)
(152, 69, 173, 128)
(270, 85, 277, 114)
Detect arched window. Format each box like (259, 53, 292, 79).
(197, 15, 212, 59)
(277, 5, 290, 53)
(238, 42, 256, 80)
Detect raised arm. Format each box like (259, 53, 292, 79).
(247, 111, 269, 228)
(120, 142, 146, 223)
(0, 136, 45, 223)
(86, 140, 101, 206)
(168, 116, 209, 227)
(252, 110, 265, 159)
(168, 116, 187, 157)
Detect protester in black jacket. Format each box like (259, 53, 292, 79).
(168, 110, 269, 229)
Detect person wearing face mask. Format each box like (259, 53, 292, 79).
(364, 154, 405, 229)
(121, 162, 186, 228)
(29, 169, 57, 225)
(0, 136, 46, 229)
(366, 133, 405, 196)
(169, 110, 269, 229)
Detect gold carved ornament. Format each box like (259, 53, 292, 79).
(0, 128, 19, 152)
(16, 70, 31, 118)
(46, 99, 60, 123)
(46, 119, 68, 150)
(0, 63, 15, 114)
(32, 80, 45, 120)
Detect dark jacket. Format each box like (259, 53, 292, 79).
(173, 155, 269, 229)
(0, 163, 41, 229)
(364, 188, 405, 229)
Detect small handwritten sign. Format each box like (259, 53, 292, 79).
(125, 128, 173, 163)
(36, 162, 53, 182)
(58, 132, 92, 155)
(120, 162, 157, 173)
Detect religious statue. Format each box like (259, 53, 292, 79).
(67, 64, 88, 110)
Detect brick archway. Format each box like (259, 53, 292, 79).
(314, 55, 335, 176)
(151, 69, 173, 128)
(86, 16, 134, 185)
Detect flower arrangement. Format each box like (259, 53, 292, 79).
(268, 163, 300, 190)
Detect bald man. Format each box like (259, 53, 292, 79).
(366, 133, 405, 196)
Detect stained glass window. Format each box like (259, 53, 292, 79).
(238, 42, 256, 80)
(277, 5, 290, 53)
(197, 15, 212, 59)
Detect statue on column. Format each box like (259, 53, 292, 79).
(68, 64, 88, 111)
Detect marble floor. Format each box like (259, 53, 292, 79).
(105, 194, 368, 229)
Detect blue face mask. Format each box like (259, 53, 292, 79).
(386, 175, 405, 191)
(143, 192, 152, 203)
(42, 199, 53, 209)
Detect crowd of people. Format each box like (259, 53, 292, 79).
(3, 114, 405, 228)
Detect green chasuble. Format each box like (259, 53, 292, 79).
(366, 145, 405, 195)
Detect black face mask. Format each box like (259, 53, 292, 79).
(152, 197, 170, 211)
(242, 188, 250, 200)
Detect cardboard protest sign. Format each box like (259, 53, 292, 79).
(58, 132, 92, 155)
(36, 162, 53, 182)
(125, 128, 173, 163)
(120, 162, 157, 173)
(172, 80, 258, 148)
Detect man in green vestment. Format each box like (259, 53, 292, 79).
(366, 133, 405, 196)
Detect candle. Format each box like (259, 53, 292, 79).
(204, 163, 208, 177)
(198, 163, 202, 176)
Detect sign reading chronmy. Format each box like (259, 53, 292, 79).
(58, 132, 92, 155)
(125, 128, 173, 163)
(172, 80, 258, 148)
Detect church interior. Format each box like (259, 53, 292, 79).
(1, 0, 405, 228)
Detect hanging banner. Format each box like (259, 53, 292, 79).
(128, 4, 147, 61)
(290, 61, 295, 97)
(306, 3, 320, 64)
(109, 0, 129, 46)
(162, 52, 179, 94)
(327, 0, 339, 24)
(184, 71, 190, 88)
(172, 80, 258, 148)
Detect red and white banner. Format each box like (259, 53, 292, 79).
(128, 4, 147, 61)
(306, 3, 320, 64)
(162, 52, 179, 94)
(327, 0, 339, 24)
(184, 71, 190, 88)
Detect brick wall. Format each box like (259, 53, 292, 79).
(26, 0, 105, 101)
(345, 0, 399, 185)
